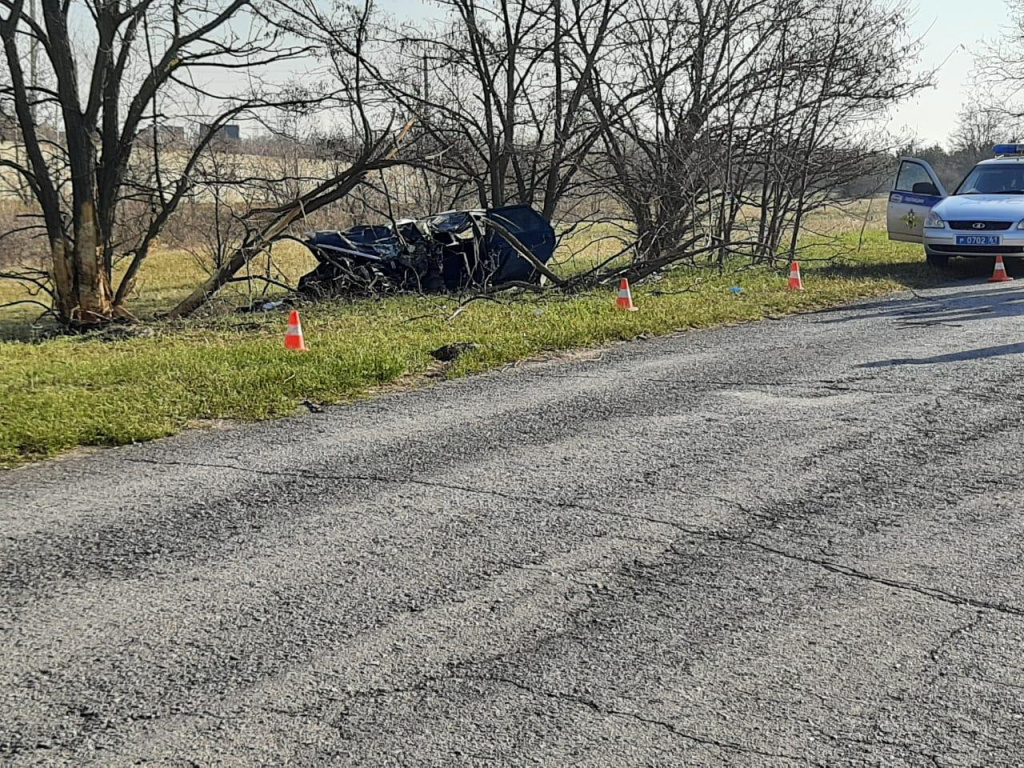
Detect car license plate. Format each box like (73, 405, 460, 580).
(955, 235, 1001, 246)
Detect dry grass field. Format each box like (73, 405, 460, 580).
(0, 198, 924, 467)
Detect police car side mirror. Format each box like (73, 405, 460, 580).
(912, 181, 939, 197)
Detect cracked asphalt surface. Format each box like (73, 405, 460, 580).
(4, 278, 1024, 766)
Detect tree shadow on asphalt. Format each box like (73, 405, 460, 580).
(817, 257, 1024, 367)
(816, 256, 1024, 328)
(858, 342, 1024, 368)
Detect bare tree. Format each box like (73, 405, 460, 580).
(585, 0, 804, 266)
(0, 0, 310, 326)
(289, 0, 619, 220)
(584, 0, 925, 272)
(949, 105, 1014, 156)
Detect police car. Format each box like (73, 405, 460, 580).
(887, 144, 1024, 268)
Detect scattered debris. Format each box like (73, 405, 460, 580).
(237, 297, 297, 314)
(300, 399, 324, 413)
(297, 205, 555, 297)
(430, 342, 480, 362)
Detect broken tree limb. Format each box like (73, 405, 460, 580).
(480, 216, 565, 287)
(166, 124, 415, 319)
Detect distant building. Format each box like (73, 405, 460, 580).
(139, 124, 186, 147)
(199, 123, 241, 142)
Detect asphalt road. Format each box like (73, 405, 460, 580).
(4, 276, 1024, 767)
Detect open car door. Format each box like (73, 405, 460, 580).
(886, 158, 947, 244)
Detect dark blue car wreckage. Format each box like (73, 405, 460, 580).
(297, 205, 556, 296)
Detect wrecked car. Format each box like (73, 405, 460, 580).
(296, 205, 555, 296)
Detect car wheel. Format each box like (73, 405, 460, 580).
(925, 251, 949, 269)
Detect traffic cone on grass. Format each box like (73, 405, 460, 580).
(989, 254, 1014, 283)
(617, 278, 639, 311)
(787, 261, 804, 291)
(284, 309, 308, 351)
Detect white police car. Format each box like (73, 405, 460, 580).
(887, 144, 1024, 268)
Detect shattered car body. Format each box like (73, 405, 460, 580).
(297, 205, 556, 296)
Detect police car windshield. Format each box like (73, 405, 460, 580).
(955, 164, 1024, 195)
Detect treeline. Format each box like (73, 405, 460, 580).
(895, 107, 1024, 192)
(307, 0, 924, 267)
(896, 146, 998, 195)
(1, 0, 926, 325)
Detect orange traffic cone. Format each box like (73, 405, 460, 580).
(989, 254, 1014, 283)
(787, 261, 804, 291)
(284, 309, 308, 351)
(616, 278, 638, 311)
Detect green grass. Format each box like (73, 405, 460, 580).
(0, 228, 932, 468)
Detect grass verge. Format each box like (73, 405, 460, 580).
(0, 231, 930, 468)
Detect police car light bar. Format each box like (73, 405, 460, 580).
(993, 143, 1024, 155)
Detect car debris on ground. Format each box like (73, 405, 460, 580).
(296, 205, 556, 297)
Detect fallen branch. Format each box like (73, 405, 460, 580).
(402, 281, 544, 323)
(165, 122, 415, 319)
(227, 275, 298, 294)
(481, 216, 566, 287)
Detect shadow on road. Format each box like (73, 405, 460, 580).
(827, 258, 1024, 368)
(831, 285, 1024, 325)
(816, 257, 1024, 329)
(858, 342, 1024, 368)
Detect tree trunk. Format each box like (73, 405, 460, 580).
(50, 237, 76, 321)
(71, 200, 114, 325)
(48, 203, 115, 327)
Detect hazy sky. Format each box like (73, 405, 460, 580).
(369, 0, 1010, 148)
(888, 0, 1009, 146)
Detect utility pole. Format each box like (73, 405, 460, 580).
(422, 52, 429, 103)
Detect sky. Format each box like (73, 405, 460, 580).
(891, 0, 1011, 146)
(174, 0, 1013, 148)
(376, 0, 1013, 149)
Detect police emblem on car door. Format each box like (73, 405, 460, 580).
(887, 158, 947, 244)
